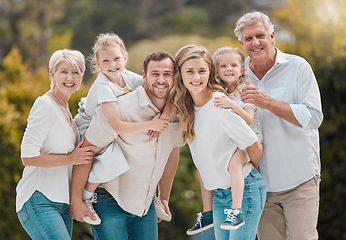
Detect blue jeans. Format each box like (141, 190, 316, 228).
(17, 191, 72, 240)
(213, 168, 266, 240)
(91, 188, 158, 240)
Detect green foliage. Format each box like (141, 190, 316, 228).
(0, 0, 346, 239)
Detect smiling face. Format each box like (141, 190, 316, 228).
(240, 20, 275, 63)
(143, 57, 174, 101)
(96, 45, 127, 83)
(50, 60, 83, 96)
(180, 57, 210, 99)
(217, 52, 245, 88)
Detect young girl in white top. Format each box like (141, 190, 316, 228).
(16, 49, 96, 240)
(73, 33, 170, 225)
(186, 47, 263, 235)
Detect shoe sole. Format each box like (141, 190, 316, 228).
(156, 212, 172, 222)
(186, 223, 214, 235)
(83, 217, 101, 225)
(220, 221, 245, 230)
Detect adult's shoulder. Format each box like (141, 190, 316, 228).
(212, 91, 227, 99)
(122, 68, 144, 88)
(281, 50, 310, 67)
(26, 94, 56, 123)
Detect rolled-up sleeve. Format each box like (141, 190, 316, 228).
(290, 61, 323, 129)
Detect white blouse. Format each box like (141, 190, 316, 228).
(16, 94, 76, 212)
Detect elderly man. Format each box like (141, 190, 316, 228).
(70, 51, 183, 240)
(237, 11, 323, 240)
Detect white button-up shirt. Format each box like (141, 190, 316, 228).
(245, 48, 323, 192)
(101, 86, 184, 216)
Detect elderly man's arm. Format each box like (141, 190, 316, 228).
(241, 84, 302, 126)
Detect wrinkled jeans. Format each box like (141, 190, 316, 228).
(91, 188, 158, 240)
(17, 191, 72, 240)
(213, 168, 266, 240)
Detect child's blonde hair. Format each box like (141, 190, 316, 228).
(212, 47, 247, 95)
(89, 33, 127, 73)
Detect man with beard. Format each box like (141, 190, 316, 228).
(70, 51, 183, 240)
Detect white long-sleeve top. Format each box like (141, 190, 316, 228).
(245, 48, 323, 192)
(16, 94, 76, 212)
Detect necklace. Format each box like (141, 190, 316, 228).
(47, 90, 78, 144)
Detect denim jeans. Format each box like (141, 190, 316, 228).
(91, 188, 158, 240)
(17, 191, 72, 240)
(213, 168, 266, 240)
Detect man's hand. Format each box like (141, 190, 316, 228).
(156, 197, 171, 223)
(241, 83, 270, 109)
(70, 199, 95, 223)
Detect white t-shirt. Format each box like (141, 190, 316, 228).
(188, 92, 258, 190)
(82, 69, 144, 118)
(16, 94, 76, 212)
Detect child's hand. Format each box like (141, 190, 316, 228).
(147, 114, 169, 140)
(214, 95, 236, 109)
(150, 114, 169, 132)
(179, 120, 188, 132)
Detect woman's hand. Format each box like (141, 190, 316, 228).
(70, 198, 96, 223)
(69, 140, 97, 165)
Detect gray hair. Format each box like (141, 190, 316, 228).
(49, 49, 85, 88)
(234, 11, 274, 41)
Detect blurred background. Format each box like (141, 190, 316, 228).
(0, 0, 345, 239)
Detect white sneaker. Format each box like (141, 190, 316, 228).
(154, 197, 171, 221)
(82, 193, 101, 225)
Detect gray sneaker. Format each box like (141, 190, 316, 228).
(186, 211, 214, 235)
(220, 209, 244, 230)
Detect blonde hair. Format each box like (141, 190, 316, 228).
(172, 45, 225, 143)
(49, 49, 85, 89)
(89, 33, 127, 73)
(212, 47, 247, 95)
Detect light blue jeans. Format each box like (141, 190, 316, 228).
(213, 168, 266, 240)
(91, 188, 158, 240)
(17, 190, 72, 240)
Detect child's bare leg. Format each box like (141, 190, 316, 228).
(197, 170, 213, 212)
(81, 138, 102, 199)
(85, 182, 99, 193)
(228, 148, 247, 209)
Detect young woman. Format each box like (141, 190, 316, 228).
(172, 45, 266, 240)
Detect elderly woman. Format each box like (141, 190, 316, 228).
(16, 49, 96, 240)
(172, 45, 266, 240)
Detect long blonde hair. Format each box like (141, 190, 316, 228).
(212, 47, 247, 95)
(172, 45, 225, 143)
